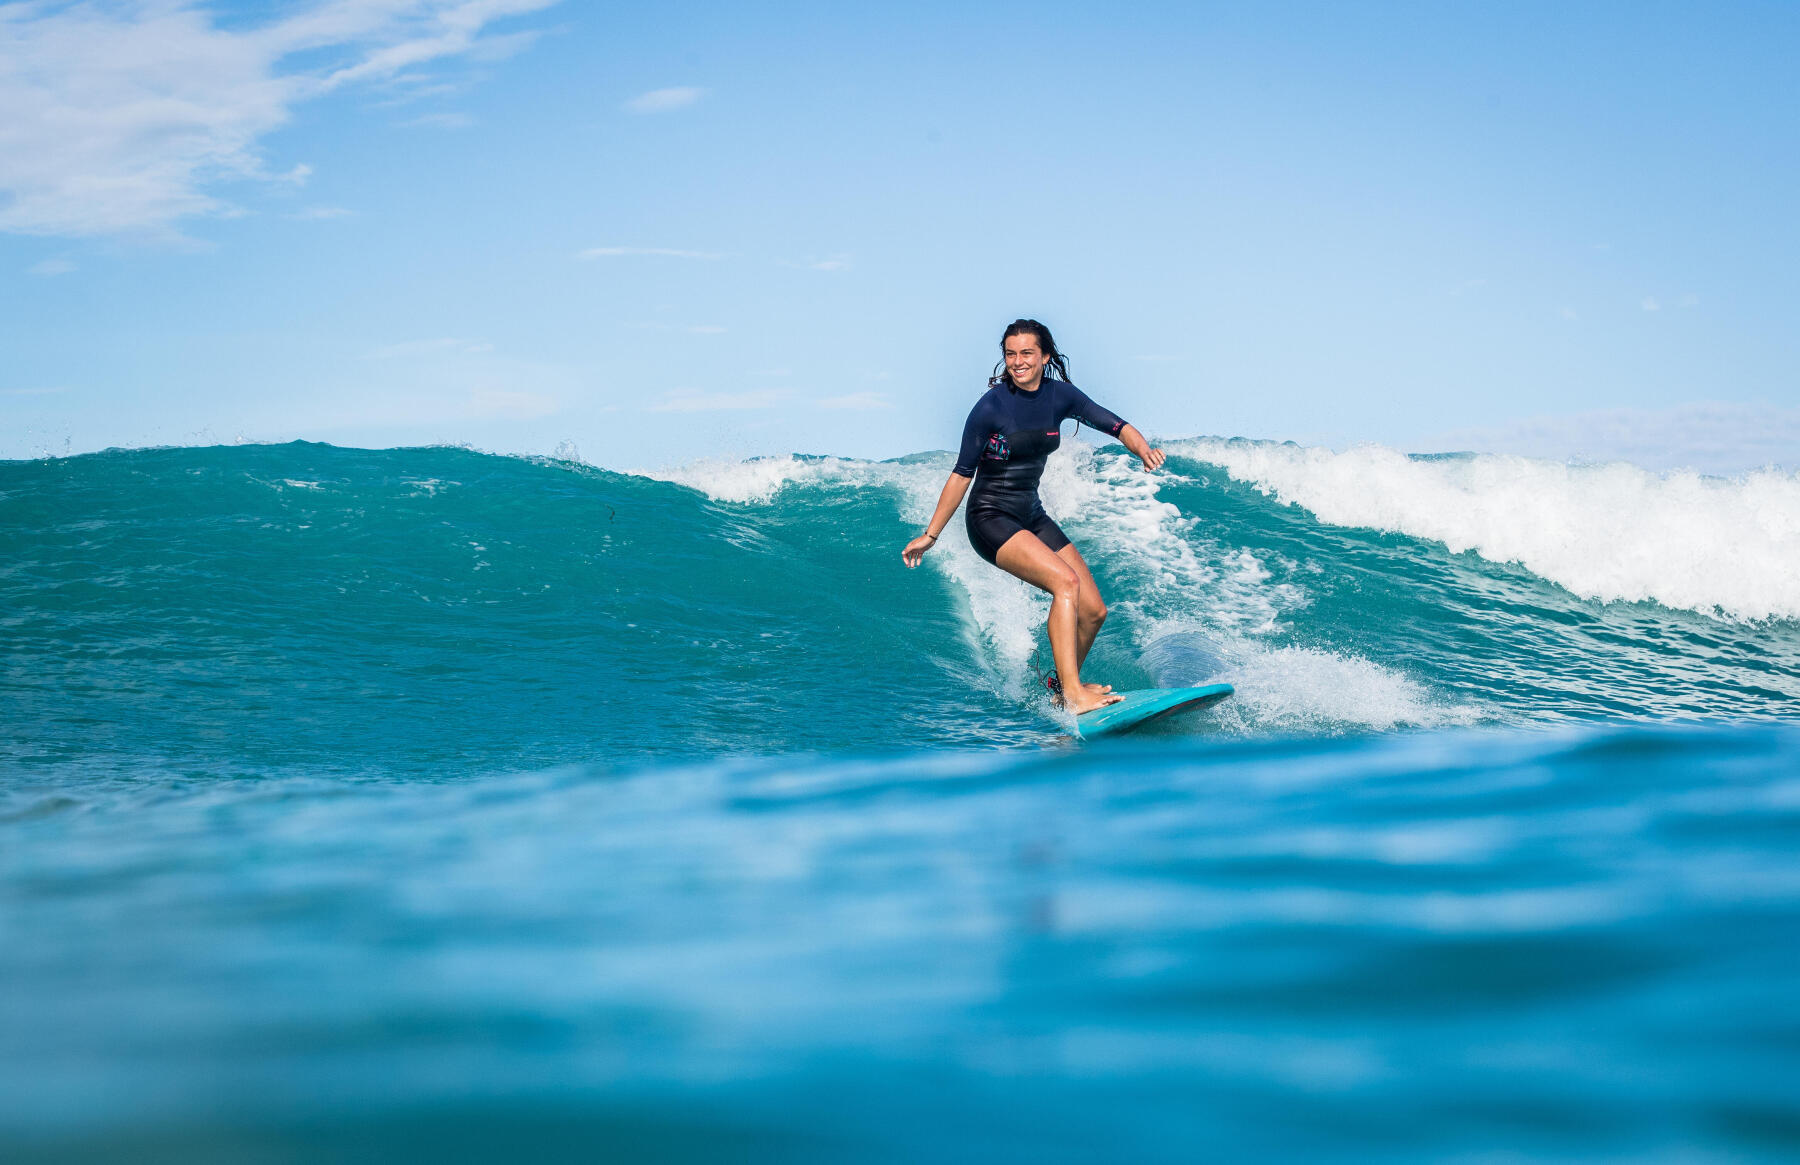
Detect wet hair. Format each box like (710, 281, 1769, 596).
(989, 318, 1071, 390)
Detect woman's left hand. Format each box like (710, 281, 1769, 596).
(1141, 447, 1165, 472)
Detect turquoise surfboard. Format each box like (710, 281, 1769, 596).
(1074, 683, 1234, 740)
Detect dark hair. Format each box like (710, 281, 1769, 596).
(989, 318, 1071, 390)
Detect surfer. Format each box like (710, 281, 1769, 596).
(902, 319, 1165, 715)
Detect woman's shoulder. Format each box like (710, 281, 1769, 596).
(970, 381, 1006, 407)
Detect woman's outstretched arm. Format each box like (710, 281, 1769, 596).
(902, 471, 973, 567)
(1062, 383, 1162, 473)
(1117, 424, 1165, 472)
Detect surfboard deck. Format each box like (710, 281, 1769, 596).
(1074, 683, 1234, 740)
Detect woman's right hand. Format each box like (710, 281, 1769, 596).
(902, 533, 938, 568)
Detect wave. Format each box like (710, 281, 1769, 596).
(4, 441, 1796, 782)
(1169, 438, 1800, 623)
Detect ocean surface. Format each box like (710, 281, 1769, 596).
(3, 439, 1798, 1162)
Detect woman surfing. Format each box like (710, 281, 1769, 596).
(902, 319, 1165, 716)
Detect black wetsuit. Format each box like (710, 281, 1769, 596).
(953, 378, 1128, 565)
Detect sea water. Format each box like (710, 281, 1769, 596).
(3, 440, 1797, 1161)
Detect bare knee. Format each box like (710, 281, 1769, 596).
(1082, 598, 1108, 628)
(1049, 568, 1081, 604)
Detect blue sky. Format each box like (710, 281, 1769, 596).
(3, 0, 1797, 470)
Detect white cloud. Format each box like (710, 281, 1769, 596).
(1641, 297, 1661, 312)
(372, 74, 463, 103)
(460, 27, 543, 64)
(818, 392, 891, 410)
(624, 86, 705, 113)
(28, 257, 76, 276)
(1424, 402, 1800, 475)
(578, 246, 722, 260)
(0, 0, 559, 238)
(647, 388, 791, 413)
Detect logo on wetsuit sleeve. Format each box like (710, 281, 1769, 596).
(983, 432, 1010, 461)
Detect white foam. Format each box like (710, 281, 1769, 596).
(887, 459, 1051, 702)
(1127, 614, 1483, 735)
(636, 454, 877, 505)
(1171, 437, 1800, 623)
(1038, 444, 1297, 639)
(1215, 643, 1484, 734)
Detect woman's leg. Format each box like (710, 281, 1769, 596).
(1055, 542, 1109, 674)
(994, 530, 1122, 714)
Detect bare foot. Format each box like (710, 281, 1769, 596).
(1048, 674, 1112, 703)
(1068, 689, 1124, 715)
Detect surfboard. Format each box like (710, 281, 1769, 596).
(1074, 683, 1234, 740)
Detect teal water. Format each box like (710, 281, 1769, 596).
(4, 442, 1799, 1160)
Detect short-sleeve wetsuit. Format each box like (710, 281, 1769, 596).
(952, 378, 1128, 565)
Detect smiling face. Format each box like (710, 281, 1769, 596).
(1003, 333, 1047, 390)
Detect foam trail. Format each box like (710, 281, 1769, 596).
(1127, 619, 1485, 734)
(1171, 438, 1800, 623)
(1214, 642, 1485, 734)
(1040, 444, 1293, 638)
(888, 459, 1056, 705)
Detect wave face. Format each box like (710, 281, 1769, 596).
(4, 441, 1799, 1161)
(4, 440, 1795, 776)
